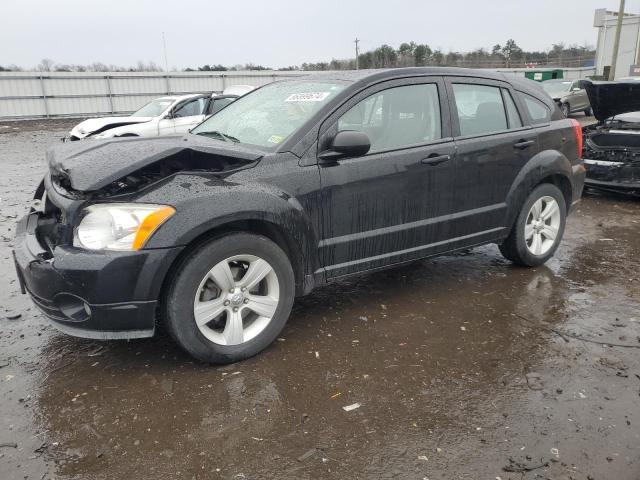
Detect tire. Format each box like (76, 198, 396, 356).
(164, 232, 295, 363)
(584, 107, 592, 117)
(499, 183, 567, 267)
(561, 103, 571, 118)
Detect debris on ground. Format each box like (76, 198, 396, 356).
(342, 403, 361, 412)
(525, 372, 544, 391)
(502, 457, 549, 473)
(298, 448, 320, 462)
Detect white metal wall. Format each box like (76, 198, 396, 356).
(0, 71, 308, 119)
(0, 67, 597, 120)
(594, 12, 640, 79)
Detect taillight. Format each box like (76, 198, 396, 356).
(570, 118, 583, 160)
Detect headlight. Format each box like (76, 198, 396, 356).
(73, 203, 175, 251)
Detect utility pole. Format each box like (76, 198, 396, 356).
(609, 0, 625, 80)
(354, 38, 360, 70)
(162, 32, 169, 73)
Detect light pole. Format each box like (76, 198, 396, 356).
(354, 38, 360, 70)
(610, 0, 626, 80)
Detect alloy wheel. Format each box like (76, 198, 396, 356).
(193, 254, 279, 345)
(525, 196, 561, 256)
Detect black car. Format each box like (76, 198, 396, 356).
(14, 68, 585, 363)
(582, 80, 640, 196)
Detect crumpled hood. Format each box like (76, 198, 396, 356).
(47, 134, 264, 192)
(70, 116, 153, 138)
(584, 80, 640, 121)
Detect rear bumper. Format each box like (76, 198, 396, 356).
(569, 162, 587, 211)
(13, 213, 182, 339)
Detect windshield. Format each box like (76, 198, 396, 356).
(132, 99, 174, 117)
(191, 80, 347, 148)
(541, 81, 572, 98)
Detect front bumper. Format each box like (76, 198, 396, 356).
(584, 158, 640, 196)
(13, 213, 182, 339)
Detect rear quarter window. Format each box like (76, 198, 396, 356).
(520, 93, 551, 124)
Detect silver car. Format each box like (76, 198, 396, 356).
(541, 79, 592, 117)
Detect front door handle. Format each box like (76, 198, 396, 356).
(514, 140, 535, 150)
(421, 154, 451, 166)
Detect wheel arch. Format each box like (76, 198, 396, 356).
(504, 150, 573, 231)
(157, 216, 316, 302)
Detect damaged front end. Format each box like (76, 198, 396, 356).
(582, 81, 640, 196)
(583, 120, 640, 196)
(13, 134, 265, 338)
(48, 135, 262, 198)
(35, 134, 264, 256)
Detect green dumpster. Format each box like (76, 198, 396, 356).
(524, 69, 564, 82)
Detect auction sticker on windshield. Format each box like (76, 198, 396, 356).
(285, 92, 330, 102)
(267, 135, 284, 144)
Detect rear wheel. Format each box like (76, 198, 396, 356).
(164, 232, 295, 363)
(584, 106, 592, 117)
(499, 183, 567, 267)
(561, 103, 571, 118)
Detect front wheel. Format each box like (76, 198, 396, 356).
(561, 103, 571, 118)
(584, 107, 592, 117)
(499, 183, 567, 267)
(164, 232, 295, 363)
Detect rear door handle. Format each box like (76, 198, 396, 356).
(421, 154, 451, 166)
(514, 140, 535, 150)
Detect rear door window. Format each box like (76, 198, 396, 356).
(174, 97, 206, 118)
(521, 94, 551, 124)
(451, 84, 508, 136)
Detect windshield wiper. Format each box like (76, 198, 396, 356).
(194, 130, 240, 143)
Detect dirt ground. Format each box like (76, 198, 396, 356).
(0, 118, 639, 480)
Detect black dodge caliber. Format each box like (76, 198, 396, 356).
(14, 68, 586, 363)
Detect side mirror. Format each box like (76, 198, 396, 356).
(319, 130, 371, 163)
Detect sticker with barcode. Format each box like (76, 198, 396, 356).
(285, 92, 330, 102)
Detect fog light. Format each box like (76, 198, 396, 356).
(54, 294, 91, 322)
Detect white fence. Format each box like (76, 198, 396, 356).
(0, 67, 597, 120)
(0, 71, 308, 120)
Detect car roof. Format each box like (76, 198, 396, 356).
(288, 67, 550, 103)
(296, 67, 524, 84)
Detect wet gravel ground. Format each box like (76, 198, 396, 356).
(0, 118, 639, 480)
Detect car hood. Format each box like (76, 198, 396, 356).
(47, 134, 264, 192)
(70, 116, 154, 138)
(584, 80, 640, 121)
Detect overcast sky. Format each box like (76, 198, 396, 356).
(2, 0, 639, 69)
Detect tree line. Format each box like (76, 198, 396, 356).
(300, 40, 595, 70)
(0, 40, 595, 72)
